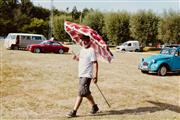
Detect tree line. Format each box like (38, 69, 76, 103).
(0, 0, 179, 46)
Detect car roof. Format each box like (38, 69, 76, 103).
(9, 33, 44, 36)
(127, 40, 139, 42)
(43, 40, 62, 43)
(164, 44, 180, 48)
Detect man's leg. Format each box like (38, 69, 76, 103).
(73, 96, 83, 111)
(86, 94, 99, 114)
(67, 96, 83, 117)
(86, 94, 95, 106)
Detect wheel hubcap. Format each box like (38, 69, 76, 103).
(59, 49, 63, 54)
(160, 67, 167, 76)
(35, 49, 40, 53)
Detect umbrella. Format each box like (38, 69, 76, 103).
(64, 21, 113, 63)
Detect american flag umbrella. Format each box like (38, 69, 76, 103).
(64, 21, 113, 63)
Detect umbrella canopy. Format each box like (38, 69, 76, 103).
(64, 21, 113, 63)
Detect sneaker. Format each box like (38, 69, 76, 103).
(90, 104, 99, 114)
(66, 110, 77, 118)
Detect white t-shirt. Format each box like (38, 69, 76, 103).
(78, 47, 97, 78)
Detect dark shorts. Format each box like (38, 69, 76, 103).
(78, 77, 92, 97)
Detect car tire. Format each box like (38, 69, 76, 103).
(141, 70, 148, 74)
(11, 45, 19, 50)
(58, 49, 64, 54)
(158, 65, 168, 76)
(34, 48, 41, 53)
(135, 49, 139, 52)
(14, 46, 19, 50)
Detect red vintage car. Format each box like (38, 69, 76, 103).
(27, 40, 69, 54)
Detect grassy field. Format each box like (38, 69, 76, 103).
(1, 41, 180, 120)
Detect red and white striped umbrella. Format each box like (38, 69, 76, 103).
(64, 21, 113, 63)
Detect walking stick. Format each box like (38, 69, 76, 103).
(95, 83, 111, 108)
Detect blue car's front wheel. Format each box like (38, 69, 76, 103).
(158, 65, 168, 76)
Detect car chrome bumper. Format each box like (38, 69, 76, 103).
(138, 65, 149, 71)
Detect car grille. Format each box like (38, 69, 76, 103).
(143, 62, 148, 66)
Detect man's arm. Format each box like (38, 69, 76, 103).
(72, 51, 79, 61)
(92, 61, 98, 83)
(73, 55, 79, 61)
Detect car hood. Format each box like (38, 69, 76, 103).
(144, 54, 173, 62)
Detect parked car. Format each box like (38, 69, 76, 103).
(161, 44, 179, 49)
(138, 45, 180, 76)
(116, 40, 140, 52)
(26, 40, 69, 54)
(4, 33, 46, 50)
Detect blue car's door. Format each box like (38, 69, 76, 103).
(172, 49, 180, 70)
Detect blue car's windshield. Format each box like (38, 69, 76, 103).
(160, 47, 177, 55)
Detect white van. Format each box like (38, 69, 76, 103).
(4, 33, 46, 50)
(116, 40, 140, 52)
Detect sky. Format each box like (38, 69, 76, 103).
(31, 0, 180, 14)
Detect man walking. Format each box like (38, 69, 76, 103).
(67, 35, 99, 117)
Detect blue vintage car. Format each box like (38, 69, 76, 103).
(138, 45, 180, 76)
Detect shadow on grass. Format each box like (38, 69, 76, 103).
(81, 101, 180, 117)
(146, 72, 180, 77)
(147, 101, 180, 113)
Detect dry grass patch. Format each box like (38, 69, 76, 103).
(1, 41, 180, 120)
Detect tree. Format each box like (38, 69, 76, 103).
(21, 18, 48, 37)
(82, 11, 105, 40)
(53, 15, 72, 42)
(30, 6, 50, 20)
(81, 8, 90, 18)
(130, 10, 159, 46)
(0, 0, 21, 35)
(0, 0, 68, 36)
(20, 0, 33, 15)
(104, 12, 130, 45)
(158, 10, 180, 44)
(71, 6, 80, 20)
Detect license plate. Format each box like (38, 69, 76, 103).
(143, 66, 148, 69)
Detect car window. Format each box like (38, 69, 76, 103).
(21, 36, 26, 40)
(175, 49, 180, 56)
(41, 41, 47, 44)
(32, 36, 42, 40)
(161, 48, 170, 54)
(6, 34, 15, 39)
(52, 42, 61, 46)
(128, 43, 131, 46)
(170, 48, 176, 55)
(21, 35, 31, 40)
(41, 41, 50, 45)
(7, 35, 16, 40)
(161, 47, 177, 55)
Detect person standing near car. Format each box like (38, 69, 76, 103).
(67, 35, 99, 118)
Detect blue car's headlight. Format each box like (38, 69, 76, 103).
(152, 59, 156, 63)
